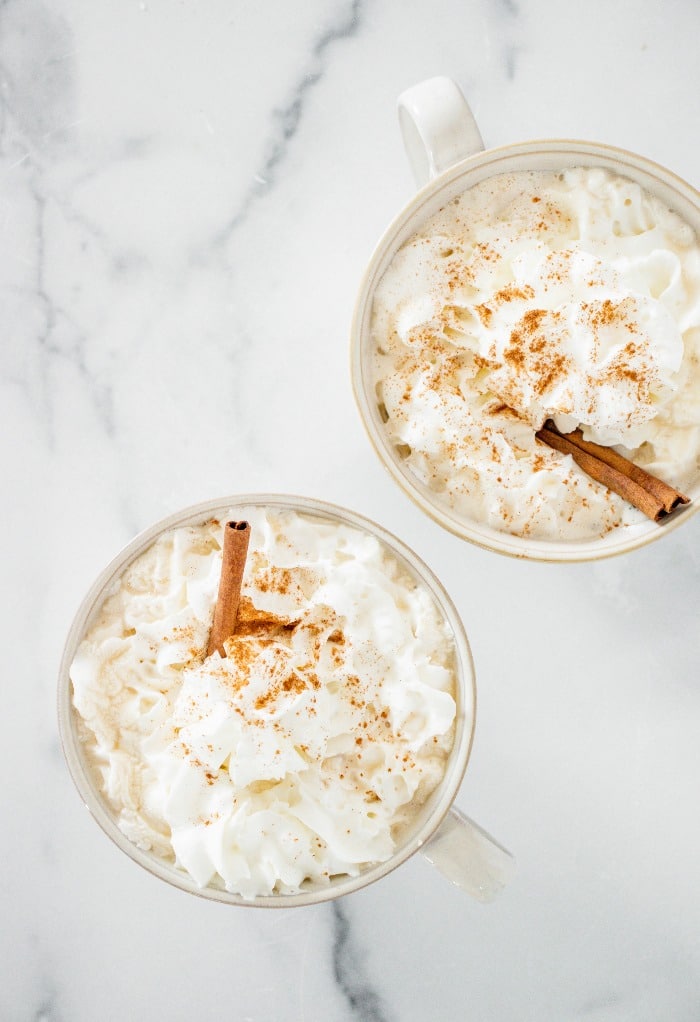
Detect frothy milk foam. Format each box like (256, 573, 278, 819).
(70, 509, 458, 898)
(371, 168, 700, 540)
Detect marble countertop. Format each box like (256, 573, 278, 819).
(3, 1, 700, 1019)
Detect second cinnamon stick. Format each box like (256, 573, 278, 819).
(536, 421, 690, 522)
(206, 520, 250, 658)
(555, 426, 689, 516)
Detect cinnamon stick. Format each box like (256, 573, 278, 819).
(206, 520, 250, 657)
(536, 420, 690, 522)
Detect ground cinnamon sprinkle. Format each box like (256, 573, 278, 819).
(234, 597, 299, 633)
(501, 309, 572, 396)
(535, 353, 570, 395)
(492, 284, 535, 304)
(521, 308, 548, 333)
(254, 667, 310, 710)
(474, 353, 497, 371)
(503, 331, 526, 370)
(600, 340, 647, 393)
(487, 402, 524, 420)
(256, 566, 294, 595)
(475, 303, 493, 325)
(589, 298, 621, 328)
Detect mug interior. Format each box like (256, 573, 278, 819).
(58, 494, 476, 907)
(351, 141, 700, 562)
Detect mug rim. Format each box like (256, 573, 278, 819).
(58, 493, 477, 907)
(350, 137, 700, 563)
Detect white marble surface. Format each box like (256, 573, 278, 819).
(2, 1, 700, 1019)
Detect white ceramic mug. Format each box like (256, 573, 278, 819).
(351, 77, 700, 562)
(58, 495, 514, 907)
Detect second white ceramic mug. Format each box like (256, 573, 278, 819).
(351, 77, 700, 562)
(58, 495, 514, 907)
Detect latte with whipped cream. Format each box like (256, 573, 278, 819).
(371, 168, 700, 540)
(70, 508, 458, 899)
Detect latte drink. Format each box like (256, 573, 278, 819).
(70, 507, 459, 899)
(371, 168, 700, 540)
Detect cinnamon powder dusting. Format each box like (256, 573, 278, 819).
(502, 308, 572, 396)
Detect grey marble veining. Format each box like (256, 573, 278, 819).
(218, 0, 366, 241)
(332, 903, 392, 1022)
(2, 1, 700, 1020)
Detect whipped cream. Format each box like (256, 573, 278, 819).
(372, 168, 700, 540)
(70, 508, 458, 898)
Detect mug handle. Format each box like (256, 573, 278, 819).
(397, 76, 484, 188)
(421, 806, 515, 903)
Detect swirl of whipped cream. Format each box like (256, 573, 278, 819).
(70, 509, 458, 898)
(372, 168, 700, 540)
